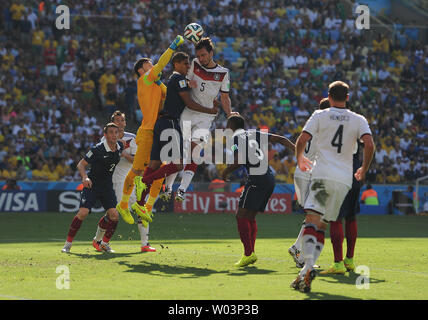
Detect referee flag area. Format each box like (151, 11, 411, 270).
(0, 211, 427, 301)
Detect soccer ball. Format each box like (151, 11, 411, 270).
(184, 23, 204, 44)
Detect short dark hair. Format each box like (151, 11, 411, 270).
(103, 122, 118, 134)
(171, 51, 189, 67)
(227, 114, 245, 131)
(111, 110, 125, 122)
(319, 98, 330, 110)
(328, 81, 349, 102)
(195, 37, 214, 53)
(133, 58, 151, 76)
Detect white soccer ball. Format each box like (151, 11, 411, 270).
(184, 23, 204, 44)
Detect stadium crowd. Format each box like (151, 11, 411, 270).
(0, 0, 427, 185)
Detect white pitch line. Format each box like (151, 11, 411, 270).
(0, 294, 34, 300)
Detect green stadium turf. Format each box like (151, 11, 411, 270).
(0, 212, 427, 300)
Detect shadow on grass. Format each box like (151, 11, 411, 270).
(67, 251, 141, 260)
(117, 261, 277, 279)
(303, 291, 366, 300)
(317, 272, 386, 286)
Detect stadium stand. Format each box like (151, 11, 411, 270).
(0, 0, 427, 184)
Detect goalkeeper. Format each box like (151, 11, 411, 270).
(117, 35, 185, 224)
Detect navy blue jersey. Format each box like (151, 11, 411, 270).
(231, 129, 273, 182)
(83, 140, 123, 188)
(161, 72, 190, 119)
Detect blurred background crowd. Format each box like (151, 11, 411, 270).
(0, 0, 427, 185)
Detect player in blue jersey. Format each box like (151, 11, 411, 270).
(132, 51, 217, 222)
(222, 114, 308, 267)
(61, 123, 123, 253)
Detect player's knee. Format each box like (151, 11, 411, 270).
(131, 168, 142, 176)
(76, 208, 89, 220)
(108, 209, 119, 221)
(304, 211, 320, 224)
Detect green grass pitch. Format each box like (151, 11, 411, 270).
(0, 212, 427, 300)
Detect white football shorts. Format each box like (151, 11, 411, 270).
(303, 178, 350, 222)
(294, 176, 311, 208)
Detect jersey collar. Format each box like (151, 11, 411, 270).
(103, 140, 120, 152)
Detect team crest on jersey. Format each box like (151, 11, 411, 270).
(179, 80, 187, 88)
(214, 73, 220, 81)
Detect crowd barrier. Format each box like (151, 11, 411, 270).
(1, 181, 427, 214)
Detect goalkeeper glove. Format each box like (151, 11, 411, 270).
(169, 35, 185, 50)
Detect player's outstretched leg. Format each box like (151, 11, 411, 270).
(160, 172, 179, 200)
(62, 209, 88, 253)
(93, 215, 110, 252)
(235, 209, 258, 267)
(137, 219, 156, 252)
(289, 219, 306, 268)
(344, 217, 357, 272)
(99, 208, 119, 253)
(134, 162, 183, 222)
(291, 214, 319, 290)
(321, 220, 347, 274)
(176, 162, 198, 202)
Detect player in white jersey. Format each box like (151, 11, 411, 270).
(160, 37, 238, 202)
(288, 98, 329, 268)
(291, 81, 375, 293)
(92, 111, 156, 253)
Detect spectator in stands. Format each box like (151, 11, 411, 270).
(361, 184, 379, 205)
(2, 179, 21, 190)
(209, 175, 226, 192)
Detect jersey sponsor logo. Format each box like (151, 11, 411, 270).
(193, 61, 227, 82)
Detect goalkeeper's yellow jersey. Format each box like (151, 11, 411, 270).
(137, 68, 166, 130)
(137, 48, 174, 130)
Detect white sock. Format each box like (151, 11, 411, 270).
(293, 220, 306, 250)
(137, 219, 149, 246)
(179, 170, 195, 192)
(165, 172, 179, 191)
(300, 224, 317, 276)
(94, 226, 106, 242)
(313, 242, 324, 265)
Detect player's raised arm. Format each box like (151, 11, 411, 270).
(179, 90, 218, 115)
(150, 35, 185, 79)
(267, 133, 295, 153)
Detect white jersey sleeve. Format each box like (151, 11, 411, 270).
(220, 70, 230, 93)
(302, 110, 321, 138)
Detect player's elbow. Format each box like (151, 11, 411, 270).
(362, 135, 375, 151)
